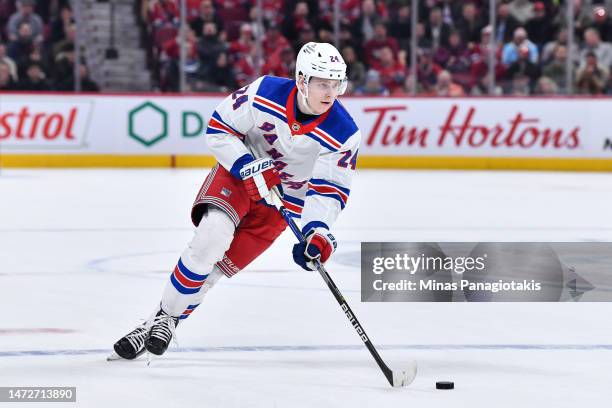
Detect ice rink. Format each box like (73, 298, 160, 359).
(1, 168, 612, 407)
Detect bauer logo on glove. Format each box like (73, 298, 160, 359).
(238, 157, 282, 205)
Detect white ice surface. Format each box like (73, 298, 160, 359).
(1, 169, 612, 407)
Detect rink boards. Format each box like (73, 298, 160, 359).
(1, 92, 612, 171)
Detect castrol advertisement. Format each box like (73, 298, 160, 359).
(0, 99, 92, 148)
(1, 93, 611, 162)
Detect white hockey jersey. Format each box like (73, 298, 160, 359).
(206, 75, 361, 235)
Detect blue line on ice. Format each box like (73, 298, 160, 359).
(2, 344, 612, 358)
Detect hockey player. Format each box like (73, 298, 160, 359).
(111, 42, 361, 360)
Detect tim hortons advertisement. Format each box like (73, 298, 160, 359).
(2, 93, 612, 159)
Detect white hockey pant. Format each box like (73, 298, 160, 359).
(160, 208, 235, 318)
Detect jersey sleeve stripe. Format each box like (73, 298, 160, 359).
(208, 118, 244, 138)
(312, 128, 342, 149)
(305, 132, 339, 151)
(254, 96, 287, 116)
(305, 189, 347, 209)
(253, 101, 288, 123)
(282, 194, 305, 206)
(309, 178, 351, 195)
(307, 183, 349, 203)
(211, 111, 245, 136)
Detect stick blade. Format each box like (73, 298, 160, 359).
(392, 362, 418, 387)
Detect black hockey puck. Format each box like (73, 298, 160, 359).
(436, 381, 454, 390)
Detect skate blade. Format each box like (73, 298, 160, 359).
(107, 351, 146, 361)
(106, 352, 122, 361)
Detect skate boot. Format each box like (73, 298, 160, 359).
(145, 308, 179, 356)
(111, 324, 148, 360)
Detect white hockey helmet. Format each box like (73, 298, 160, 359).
(295, 42, 348, 95)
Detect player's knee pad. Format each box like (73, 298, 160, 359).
(181, 207, 235, 274)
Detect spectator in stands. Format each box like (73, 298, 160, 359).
(434, 30, 471, 88)
(185, 0, 204, 22)
(292, 23, 316, 55)
(342, 45, 366, 92)
(228, 22, 257, 87)
(555, 0, 590, 41)
(339, 22, 361, 58)
(351, 0, 379, 44)
(454, 2, 484, 45)
(34, 0, 70, 24)
(258, 0, 284, 27)
(229, 23, 254, 63)
(16, 61, 48, 90)
(354, 69, 389, 96)
(364, 21, 399, 68)
(425, 6, 451, 50)
(580, 28, 612, 68)
(160, 27, 199, 91)
(55, 60, 100, 92)
(7, 21, 34, 65)
(48, 5, 73, 45)
(263, 24, 290, 58)
(197, 22, 226, 79)
(262, 46, 295, 78)
(508, 0, 535, 25)
(22, 43, 48, 79)
(282, 1, 316, 44)
(215, 0, 251, 24)
(416, 49, 441, 92)
(394, 73, 419, 96)
(387, 4, 411, 50)
(435, 70, 465, 96)
(542, 45, 570, 92)
(0, 41, 17, 80)
(495, 1, 520, 44)
(469, 25, 506, 90)
(0, 0, 17, 36)
(590, 6, 612, 43)
(505, 44, 541, 92)
(201, 51, 237, 92)
(246, 7, 266, 40)
(534, 76, 559, 95)
(576, 50, 609, 94)
(149, 0, 179, 29)
(190, 0, 224, 38)
(0, 61, 16, 90)
(541, 28, 579, 65)
(373, 45, 405, 94)
(317, 21, 334, 45)
(470, 72, 503, 96)
(6, 0, 43, 44)
(502, 27, 538, 65)
(52, 23, 75, 61)
(53, 42, 74, 83)
(509, 74, 530, 95)
(525, 2, 556, 48)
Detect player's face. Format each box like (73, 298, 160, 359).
(305, 77, 341, 114)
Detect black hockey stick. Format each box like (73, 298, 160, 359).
(271, 188, 417, 387)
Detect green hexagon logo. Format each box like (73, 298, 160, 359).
(128, 101, 168, 147)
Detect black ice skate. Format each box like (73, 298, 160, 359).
(109, 324, 148, 360)
(145, 308, 179, 356)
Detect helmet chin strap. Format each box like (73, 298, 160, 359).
(297, 76, 318, 115)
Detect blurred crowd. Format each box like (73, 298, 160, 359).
(0, 0, 99, 92)
(144, 0, 612, 96)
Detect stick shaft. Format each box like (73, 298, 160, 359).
(276, 204, 394, 386)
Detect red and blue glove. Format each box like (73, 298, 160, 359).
(293, 226, 337, 271)
(231, 155, 282, 205)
